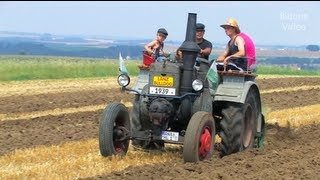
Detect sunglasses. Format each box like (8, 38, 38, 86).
(224, 26, 234, 30)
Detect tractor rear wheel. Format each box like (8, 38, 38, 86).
(99, 102, 130, 157)
(220, 103, 256, 156)
(183, 111, 216, 163)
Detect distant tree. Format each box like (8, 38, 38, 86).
(306, 45, 319, 51)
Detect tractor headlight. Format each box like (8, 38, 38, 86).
(117, 74, 130, 87)
(192, 79, 203, 92)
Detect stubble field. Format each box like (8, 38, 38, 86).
(0, 75, 319, 179)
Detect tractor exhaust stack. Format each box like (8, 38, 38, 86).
(179, 13, 201, 94)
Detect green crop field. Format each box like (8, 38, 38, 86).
(0, 55, 140, 81)
(255, 65, 320, 76)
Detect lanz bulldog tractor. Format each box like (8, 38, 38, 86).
(99, 13, 265, 162)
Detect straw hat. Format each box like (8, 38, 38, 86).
(220, 18, 240, 33)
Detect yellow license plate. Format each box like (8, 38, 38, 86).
(153, 76, 174, 87)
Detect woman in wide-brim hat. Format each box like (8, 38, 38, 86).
(220, 18, 241, 34)
(216, 18, 247, 71)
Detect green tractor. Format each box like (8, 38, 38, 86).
(99, 13, 265, 162)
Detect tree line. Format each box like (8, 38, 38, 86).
(0, 41, 144, 59)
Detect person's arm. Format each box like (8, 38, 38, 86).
(200, 47, 212, 57)
(216, 46, 229, 62)
(144, 40, 157, 55)
(199, 40, 212, 58)
(231, 36, 245, 57)
(175, 50, 182, 62)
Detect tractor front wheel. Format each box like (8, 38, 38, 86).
(183, 111, 216, 163)
(99, 102, 130, 157)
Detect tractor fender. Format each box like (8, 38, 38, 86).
(214, 80, 264, 147)
(240, 82, 261, 104)
(214, 80, 259, 104)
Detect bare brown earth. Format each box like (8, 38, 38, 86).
(257, 77, 320, 90)
(0, 89, 134, 114)
(262, 88, 320, 111)
(0, 77, 320, 179)
(89, 124, 320, 180)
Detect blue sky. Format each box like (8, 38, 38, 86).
(0, 1, 319, 45)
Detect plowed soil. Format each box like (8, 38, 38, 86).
(92, 124, 320, 180)
(0, 76, 319, 179)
